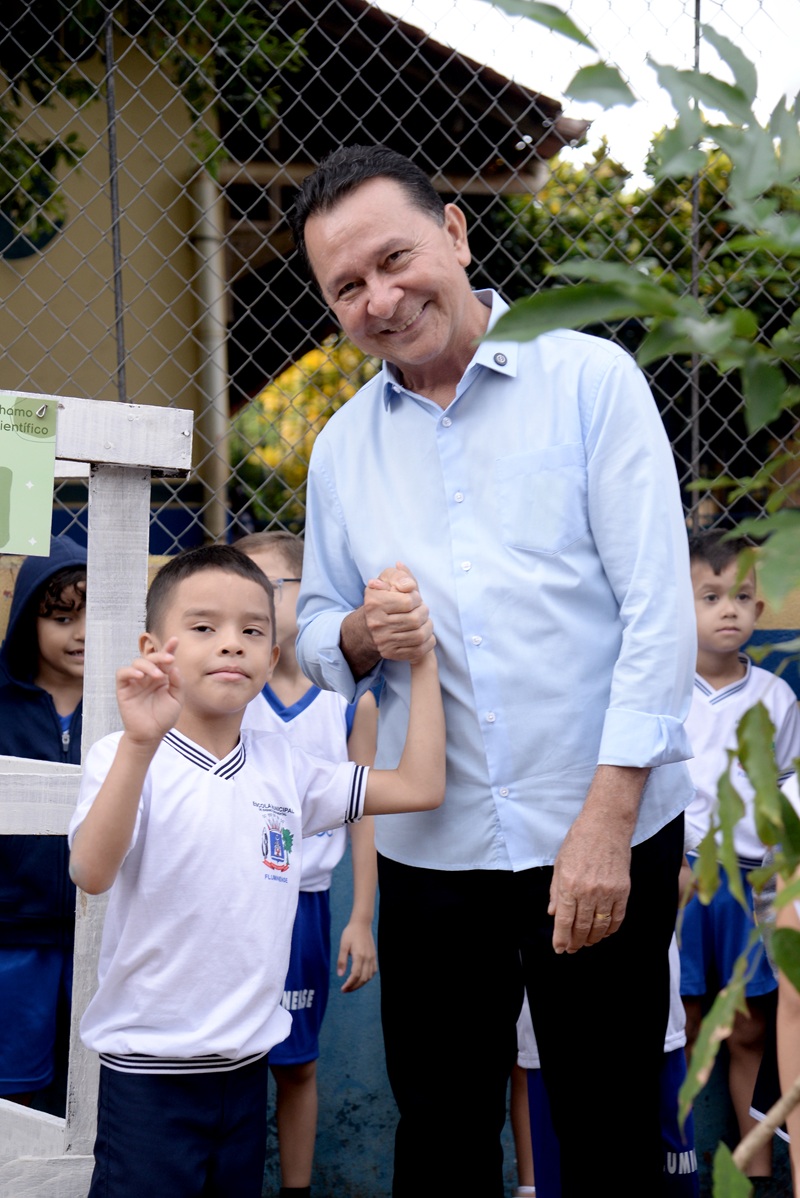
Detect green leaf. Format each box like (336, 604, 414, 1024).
(651, 121, 706, 180)
(770, 99, 800, 180)
(485, 285, 670, 343)
(565, 63, 636, 108)
(638, 312, 754, 368)
(717, 765, 747, 909)
(719, 125, 783, 204)
(701, 25, 757, 104)
(738, 703, 782, 845)
(772, 928, 800, 993)
(679, 951, 749, 1127)
(778, 791, 800, 876)
(649, 61, 754, 126)
(695, 828, 721, 905)
(742, 358, 789, 433)
(711, 1142, 753, 1198)
(487, 0, 593, 47)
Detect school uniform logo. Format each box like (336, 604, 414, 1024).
(262, 822, 293, 872)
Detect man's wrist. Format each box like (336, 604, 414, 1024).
(340, 607, 380, 679)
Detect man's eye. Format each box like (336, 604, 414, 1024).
(338, 281, 357, 299)
(244, 627, 263, 636)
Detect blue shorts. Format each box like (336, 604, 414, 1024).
(679, 863, 777, 999)
(0, 946, 73, 1094)
(88, 1058, 268, 1198)
(269, 889, 331, 1067)
(660, 1047, 699, 1195)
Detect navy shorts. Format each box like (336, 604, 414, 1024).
(88, 1057, 269, 1198)
(269, 889, 331, 1067)
(680, 862, 777, 999)
(0, 945, 72, 1094)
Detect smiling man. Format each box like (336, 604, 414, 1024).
(290, 144, 697, 1198)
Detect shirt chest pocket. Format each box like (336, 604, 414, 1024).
(495, 443, 588, 554)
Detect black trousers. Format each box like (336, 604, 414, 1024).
(377, 814, 684, 1198)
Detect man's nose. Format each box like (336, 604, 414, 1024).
(366, 278, 401, 320)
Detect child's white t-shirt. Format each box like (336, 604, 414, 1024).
(68, 726, 367, 1071)
(684, 657, 800, 863)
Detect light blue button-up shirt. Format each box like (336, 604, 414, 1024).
(296, 291, 696, 871)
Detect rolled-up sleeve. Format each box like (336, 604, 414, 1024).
(585, 354, 696, 768)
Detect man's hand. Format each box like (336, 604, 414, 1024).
(340, 562, 435, 678)
(548, 765, 648, 954)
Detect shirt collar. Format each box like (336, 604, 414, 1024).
(380, 288, 519, 408)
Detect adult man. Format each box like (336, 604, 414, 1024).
(290, 145, 696, 1197)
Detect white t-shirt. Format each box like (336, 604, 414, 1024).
(241, 684, 351, 891)
(685, 657, 800, 864)
(68, 726, 368, 1071)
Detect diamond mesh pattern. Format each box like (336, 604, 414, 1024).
(1, 0, 796, 551)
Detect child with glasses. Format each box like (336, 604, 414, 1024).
(235, 531, 378, 1198)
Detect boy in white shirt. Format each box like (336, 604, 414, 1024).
(68, 545, 444, 1198)
(681, 530, 800, 1184)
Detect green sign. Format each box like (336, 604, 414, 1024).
(0, 392, 57, 555)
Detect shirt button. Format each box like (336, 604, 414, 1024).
(494, 352, 507, 366)
(471, 635, 482, 645)
(461, 560, 471, 571)
(499, 787, 509, 797)
(441, 416, 452, 427)
(454, 491, 464, 502)
(486, 712, 496, 723)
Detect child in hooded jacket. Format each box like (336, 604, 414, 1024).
(0, 533, 87, 1105)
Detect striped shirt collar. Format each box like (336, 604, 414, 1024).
(694, 654, 752, 703)
(164, 729, 247, 779)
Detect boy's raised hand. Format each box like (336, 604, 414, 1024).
(117, 637, 183, 746)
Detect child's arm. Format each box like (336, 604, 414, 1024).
(339, 690, 379, 992)
(69, 639, 182, 895)
(362, 645, 445, 816)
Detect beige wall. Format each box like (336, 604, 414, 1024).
(1, 33, 203, 418)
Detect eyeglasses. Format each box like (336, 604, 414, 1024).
(267, 577, 301, 603)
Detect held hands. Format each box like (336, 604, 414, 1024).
(364, 562, 436, 663)
(337, 918, 378, 993)
(116, 637, 183, 747)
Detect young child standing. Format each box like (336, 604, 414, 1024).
(235, 530, 378, 1198)
(0, 534, 86, 1108)
(68, 545, 444, 1198)
(681, 530, 800, 1184)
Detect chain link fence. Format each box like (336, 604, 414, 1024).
(1, 0, 798, 553)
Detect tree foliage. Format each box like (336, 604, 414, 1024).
(231, 336, 380, 532)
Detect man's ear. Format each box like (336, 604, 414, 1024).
(443, 203, 471, 268)
(139, 630, 159, 656)
(755, 598, 765, 620)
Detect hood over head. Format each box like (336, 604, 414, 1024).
(1, 534, 87, 685)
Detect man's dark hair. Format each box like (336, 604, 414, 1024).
(688, 529, 753, 576)
(146, 545, 275, 635)
(289, 144, 445, 282)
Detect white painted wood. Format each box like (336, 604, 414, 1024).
(0, 1102, 64, 1163)
(0, 1155, 94, 1198)
(54, 462, 90, 479)
(0, 391, 193, 473)
(0, 397, 192, 1189)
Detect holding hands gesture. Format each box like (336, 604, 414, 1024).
(117, 636, 183, 746)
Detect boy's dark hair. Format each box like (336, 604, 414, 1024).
(688, 530, 753, 576)
(289, 145, 445, 282)
(37, 567, 87, 618)
(146, 545, 275, 635)
(234, 531, 304, 578)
